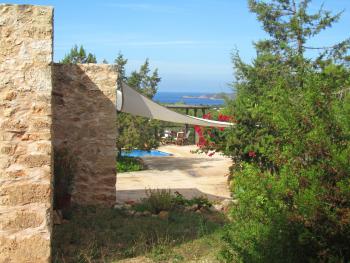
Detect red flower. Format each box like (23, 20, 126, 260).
(198, 137, 207, 145)
(194, 125, 203, 136)
(208, 151, 215, 157)
(203, 113, 211, 119)
(248, 151, 256, 158)
(218, 114, 230, 122)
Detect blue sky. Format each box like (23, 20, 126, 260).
(6, 0, 350, 92)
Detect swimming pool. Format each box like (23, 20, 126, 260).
(121, 149, 172, 157)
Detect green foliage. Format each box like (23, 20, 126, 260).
(141, 189, 175, 214)
(222, 1, 350, 262)
(115, 53, 161, 151)
(116, 156, 144, 173)
(128, 58, 161, 99)
(116, 112, 160, 151)
(134, 190, 213, 214)
(60, 45, 97, 64)
(173, 192, 213, 208)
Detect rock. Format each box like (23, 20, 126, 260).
(232, 199, 239, 205)
(213, 204, 224, 211)
(195, 209, 201, 214)
(151, 214, 158, 218)
(221, 199, 233, 207)
(158, 211, 169, 220)
(123, 204, 132, 210)
(189, 204, 199, 211)
(125, 210, 135, 216)
(142, 211, 151, 216)
(53, 210, 63, 225)
(209, 206, 217, 213)
(134, 212, 142, 217)
(114, 204, 124, 209)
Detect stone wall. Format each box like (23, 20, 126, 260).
(0, 4, 53, 263)
(52, 64, 117, 206)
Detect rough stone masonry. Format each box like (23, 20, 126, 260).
(0, 4, 118, 262)
(0, 4, 54, 262)
(52, 63, 117, 206)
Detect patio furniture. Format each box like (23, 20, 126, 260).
(175, 131, 185, 145)
(160, 130, 171, 145)
(183, 130, 191, 145)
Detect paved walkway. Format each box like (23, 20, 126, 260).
(116, 145, 232, 203)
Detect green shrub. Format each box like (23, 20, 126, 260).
(190, 196, 213, 208)
(220, 1, 350, 262)
(172, 192, 212, 208)
(137, 190, 213, 214)
(116, 156, 144, 173)
(141, 189, 175, 214)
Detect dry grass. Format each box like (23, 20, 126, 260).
(52, 205, 227, 262)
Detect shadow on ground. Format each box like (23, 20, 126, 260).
(142, 157, 223, 171)
(52, 206, 226, 262)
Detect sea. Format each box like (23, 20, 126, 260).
(153, 92, 225, 106)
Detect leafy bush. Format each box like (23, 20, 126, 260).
(141, 189, 175, 214)
(116, 156, 144, 173)
(193, 113, 233, 155)
(136, 190, 213, 214)
(173, 192, 212, 208)
(221, 1, 350, 262)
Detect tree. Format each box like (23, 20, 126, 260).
(221, 1, 350, 262)
(114, 52, 128, 88)
(60, 45, 97, 64)
(115, 53, 161, 153)
(127, 59, 160, 98)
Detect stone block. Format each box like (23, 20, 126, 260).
(0, 4, 53, 262)
(0, 183, 51, 206)
(0, 234, 51, 263)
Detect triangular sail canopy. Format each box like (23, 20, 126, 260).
(117, 83, 234, 128)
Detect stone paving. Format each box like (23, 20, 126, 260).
(116, 145, 232, 203)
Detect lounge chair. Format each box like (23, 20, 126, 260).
(183, 130, 191, 145)
(160, 130, 171, 145)
(175, 131, 185, 145)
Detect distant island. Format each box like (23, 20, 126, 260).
(182, 92, 235, 100)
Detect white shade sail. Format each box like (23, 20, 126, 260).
(117, 83, 234, 128)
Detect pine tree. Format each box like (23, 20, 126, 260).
(115, 53, 161, 153)
(60, 45, 97, 64)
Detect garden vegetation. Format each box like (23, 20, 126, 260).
(115, 54, 162, 153)
(55, 1, 350, 261)
(220, 0, 350, 262)
(116, 156, 144, 173)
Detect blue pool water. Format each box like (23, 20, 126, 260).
(121, 149, 172, 157)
